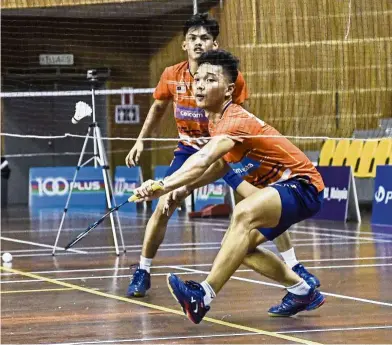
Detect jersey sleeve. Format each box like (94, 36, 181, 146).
(153, 67, 173, 100)
(232, 71, 249, 105)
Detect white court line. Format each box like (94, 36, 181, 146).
(2, 262, 392, 285)
(0, 236, 87, 254)
(171, 266, 392, 307)
(4, 215, 392, 237)
(0, 223, 189, 234)
(289, 230, 392, 243)
(201, 218, 392, 237)
(0, 271, 192, 284)
(42, 325, 392, 345)
(2, 255, 392, 276)
(2, 241, 224, 253)
(213, 227, 391, 243)
(1, 240, 372, 258)
(3, 237, 337, 254)
(293, 224, 392, 238)
(214, 228, 371, 243)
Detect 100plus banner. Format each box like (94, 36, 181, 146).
(29, 167, 106, 208)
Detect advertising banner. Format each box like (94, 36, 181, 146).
(114, 166, 142, 212)
(29, 167, 106, 208)
(372, 166, 392, 226)
(194, 178, 228, 212)
(313, 166, 359, 222)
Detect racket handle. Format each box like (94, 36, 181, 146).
(128, 180, 164, 202)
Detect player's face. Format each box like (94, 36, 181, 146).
(183, 27, 218, 60)
(193, 63, 234, 111)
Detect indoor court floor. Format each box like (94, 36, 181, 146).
(1, 207, 392, 344)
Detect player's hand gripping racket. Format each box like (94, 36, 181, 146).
(64, 181, 164, 250)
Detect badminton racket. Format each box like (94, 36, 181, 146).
(64, 181, 164, 250)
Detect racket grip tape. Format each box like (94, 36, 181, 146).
(128, 180, 164, 202)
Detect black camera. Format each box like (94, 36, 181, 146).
(86, 69, 98, 81)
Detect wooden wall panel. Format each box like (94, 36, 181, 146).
(218, 0, 392, 150)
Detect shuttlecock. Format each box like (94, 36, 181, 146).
(72, 101, 92, 124)
(2, 252, 12, 263)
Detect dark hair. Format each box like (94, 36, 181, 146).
(183, 13, 219, 40)
(197, 49, 239, 83)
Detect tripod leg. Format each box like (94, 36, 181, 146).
(105, 164, 126, 252)
(52, 126, 93, 255)
(95, 125, 120, 256)
(95, 133, 126, 252)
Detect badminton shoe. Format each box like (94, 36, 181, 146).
(292, 263, 321, 288)
(268, 287, 325, 317)
(167, 274, 210, 324)
(127, 267, 151, 297)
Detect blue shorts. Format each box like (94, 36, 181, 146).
(164, 143, 242, 183)
(258, 178, 324, 241)
(165, 143, 198, 177)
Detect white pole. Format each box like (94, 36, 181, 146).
(193, 0, 198, 14)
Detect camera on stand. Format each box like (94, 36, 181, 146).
(53, 68, 125, 256)
(87, 69, 98, 82)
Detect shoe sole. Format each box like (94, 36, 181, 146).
(127, 292, 146, 298)
(268, 293, 326, 317)
(166, 274, 198, 324)
(268, 312, 294, 317)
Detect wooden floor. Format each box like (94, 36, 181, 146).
(1, 206, 392, 345)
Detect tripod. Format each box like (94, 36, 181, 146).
(52, 71, 125, 255)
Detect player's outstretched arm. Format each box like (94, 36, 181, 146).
(162, 159, 230, 215)
(186, 158, 230, 191)
(133, 136, 235, 200)
(162, 135, 235, 193)
(125, 99, 170, 167)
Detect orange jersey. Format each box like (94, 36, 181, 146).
(153, 61, 248, 149)
(208, 103, 325, 192)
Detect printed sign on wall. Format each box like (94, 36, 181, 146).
(29, 167, 105, 208)
(114, 166, 143, 212)
(194, 179, 228, 212)
(372, 165, 392, 226)
(315, 167, 349, 221)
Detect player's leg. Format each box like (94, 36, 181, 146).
(167, 187, 285, 323)
(127, 148, 193, 297)
(167, 179, 325, 322)
(225, 170, 320, 287)
(127, 195, 181, 297)
(141, 195, 180, 260)
(220, 226, 302, 286)
(274, 231, 321, 287)
(206, 187, 282, 293)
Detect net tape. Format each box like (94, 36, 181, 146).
(0, 132, 387, 142)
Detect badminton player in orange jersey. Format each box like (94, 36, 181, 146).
(124, 13, 248, 298)
(134, 50, 325, 322)
(125, 13, 319, 299)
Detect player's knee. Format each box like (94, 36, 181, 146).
(232, 203, 252, 228)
